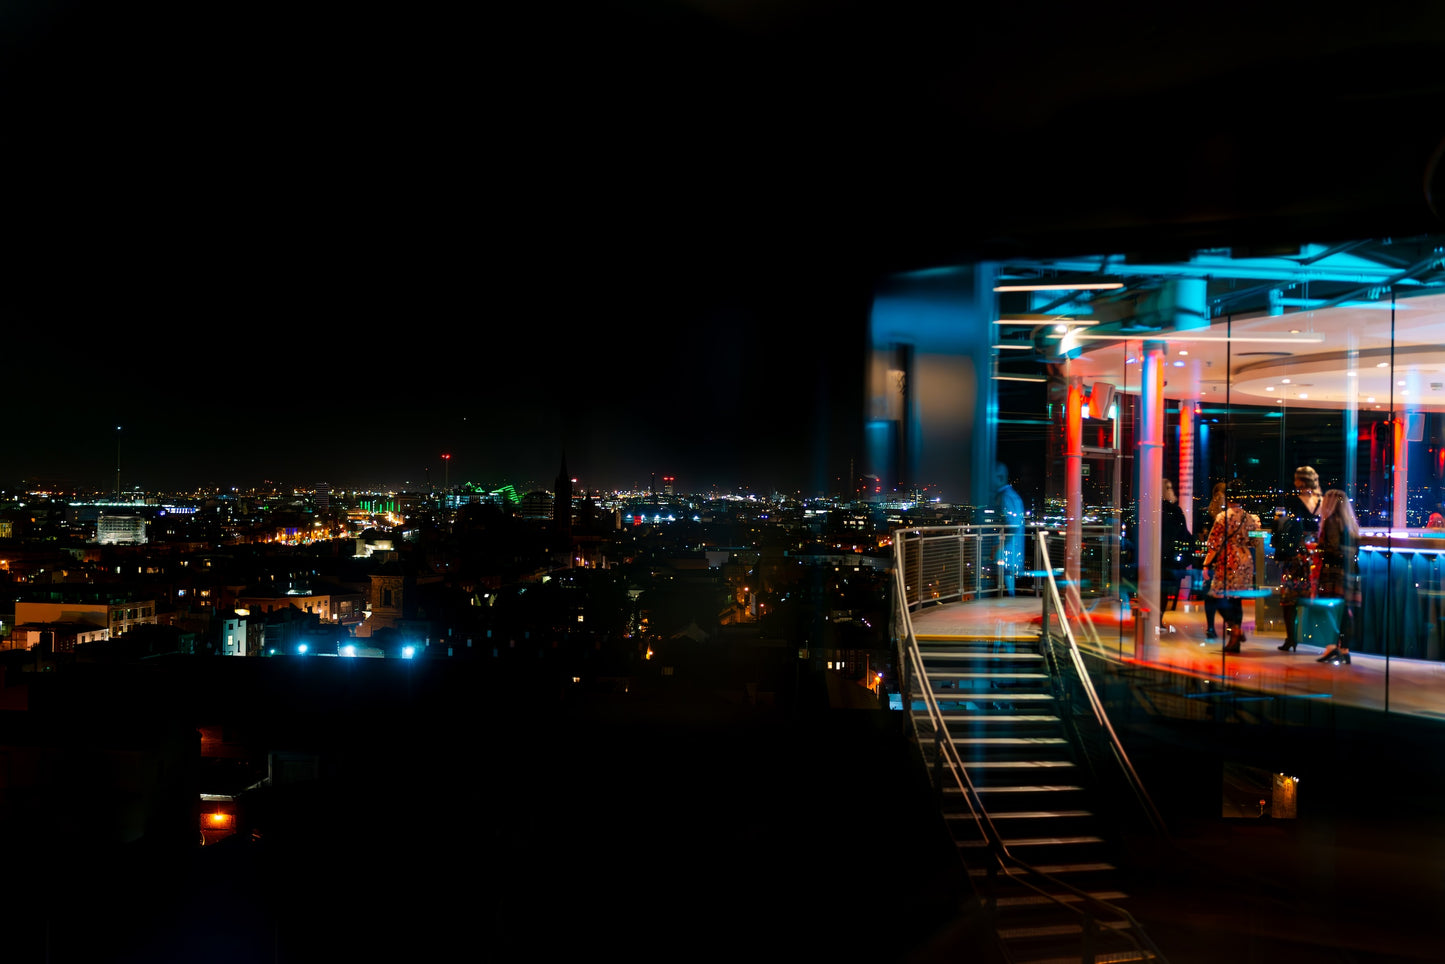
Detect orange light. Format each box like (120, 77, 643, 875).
(207, 812, 233, 827)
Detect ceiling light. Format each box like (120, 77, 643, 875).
(1281, 378, 1291, 384)
(993, 316, 1100, 326)
(1076, 334, 1323, 344)
(1290, 329, 1302, 334)
(1378, 362, 1389, 368)
(993, 283, 1125, 292)
(1367, 397, 1376, 403)
(1178, 350, 1189, 356)
(1347, 371, 1357, 377)
(1299, 393, 1309, 399)
(1266, 386, 1275, 392)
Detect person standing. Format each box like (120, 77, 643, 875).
(1199, 482, 1227, 638)
(1274, 466, 1322, 652)
(994, 463, 1026, 597)
(1314, 489, 1359, 665)
(1204, 481, 1255, 653)
(1160, 478, 1191, 612)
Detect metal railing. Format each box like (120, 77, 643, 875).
(1036, 532, 1170, 838)
(891, 524, 1168, 964)
(896, 524, 1123, 612)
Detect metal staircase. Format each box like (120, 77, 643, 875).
(895, 529, 1169, 964)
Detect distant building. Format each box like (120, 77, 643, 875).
(14, 598, 157, 645)
(554, 457, 573, 541)
(10, 620, 109, 652)
(219, 612, 248, 656)
(314, 483, 331, 513)
(96, 513, 148, 545)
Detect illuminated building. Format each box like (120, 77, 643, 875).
(15, 598, 157, 645)
(96, 512, 148, 545)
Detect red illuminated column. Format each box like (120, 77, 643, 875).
(1178, 402, 1195, 535)
(1136, 341, 1167, 654)
(1395, 414, 1412, 529)
(1065, 377, 1083, 587)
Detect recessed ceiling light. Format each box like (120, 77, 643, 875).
(1266, 386, 1275, 392)
(1299, 393, 1309, 399)
(1398, 381, 1407, 386)
(1290, 329, 1302, 334)
(1281, 378, 1291, 384)
(1378, 362, 1389, 368)
(1347, 371, 1357, 377)
(1179, 350, 1189, 356)
(1367, 397, 1376, 403)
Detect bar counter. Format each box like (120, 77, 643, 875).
(1355, 531, 1445, 661)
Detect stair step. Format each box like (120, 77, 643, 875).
(954, 760, 1076, 769)
(953, 737, 1068, 746)
(995, 891, 1129, 908)
(1008, 950, 1157, 964)
(996, 920, 1133, 940)
(952, 785, 1085, 794)
(972, 810, 1093, 820)
(916, 634, 1039, 643)
(959, 835, 1104, 849)
(925, 671, 1050, 680)
(922, 651, 1044, 661)
(969, 861, 1116, 877)
(921, 692, 1056, 702)
(936, 714, 1060, 724)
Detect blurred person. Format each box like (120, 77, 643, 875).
(1160, 478, 1191, 613)
(994, 463, 1025, 597)
(1204, 481, 1255, 653)
(1273, 465, 1322, 652)
(1314, 489, 1360, 665)
(1199, 482, 1227, 638)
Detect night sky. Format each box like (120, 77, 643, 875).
(8, 3, 1441, 494)
(6, 1, 891, 495)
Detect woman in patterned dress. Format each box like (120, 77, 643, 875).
(1199, 482, 1227, 638)
(1204, 482, 1256, 653)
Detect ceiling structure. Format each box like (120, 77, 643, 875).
(992, 238, 1445, 409)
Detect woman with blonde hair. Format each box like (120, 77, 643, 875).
(1274, 465, 1322, 652)
(1314, 489, 1360, 664)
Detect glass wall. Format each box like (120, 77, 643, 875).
(990, 240, 1445, 715)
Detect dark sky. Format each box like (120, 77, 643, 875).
(5, 1, 884, 495)
(8, 3, 1441, 494)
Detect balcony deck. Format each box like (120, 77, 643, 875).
(909, 593, 1445, 721)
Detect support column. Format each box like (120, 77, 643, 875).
(1065, 377, 1083, 587)
(1395, 411, 1419, 529)
(1135, 341, 1167, 655)
(1178, 402, 1195, 535)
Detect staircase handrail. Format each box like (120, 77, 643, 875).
(1036, 531, 1170, 838)
(892, 528, 1168, 964)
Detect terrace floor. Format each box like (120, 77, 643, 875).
(910, 592, 1445, 721)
